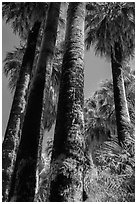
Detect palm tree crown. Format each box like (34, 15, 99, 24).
(84, 65, 135, 152)
(2, 2, 48, 39)
(85, 2, 135, 61)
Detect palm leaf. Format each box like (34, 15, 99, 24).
(85, 2, 135, 60)
(3, 46, 25, 92)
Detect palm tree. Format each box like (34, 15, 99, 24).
(85, 2, 135, 146)
(42, 2, 67, 131)
(2, 3, 48, 200)
(2, 3, 48, 40)
(8, 3, 61, 201)
(49, 2, 85, 201)
(3, 8, 66, 199)
(84, 65, 135, 166)
(84, 91, 113, 147)
(84, 70, 135, 201)
(37, 3, 67, 189)
(123, 63, 135, 126)
(3, 30, 65, 132)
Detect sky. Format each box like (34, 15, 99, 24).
(2, 20, 112, 135)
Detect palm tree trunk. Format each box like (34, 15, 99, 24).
(49, 3, 85, 202)
(2, 20, 41, 202)
(8, 3, 61, 201)
(111, 42, 131, 146)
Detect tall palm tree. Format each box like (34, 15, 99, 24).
(3, 3, 67, 133)
(3, 26, 66, 203)
(37, 3, 67, 189)
(3, 33, 65, 132)
(2, 3, 49, 200)
(8, 3, 61, 201)
(85, 2, 135, 146)
(123, 63, 135, 126)
(84, 65, 135, 166)
(3, 9, 66, 198)
(49, 2, 85, 201)
(42, 2, 67, 131)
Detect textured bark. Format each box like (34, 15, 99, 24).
(111, 43, 131, 146)
(8, 3, 60, 202)
(49, 3, 85, 202)
(2, 20, 41, 202)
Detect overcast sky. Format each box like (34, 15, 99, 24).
(2, 20, 112, 135)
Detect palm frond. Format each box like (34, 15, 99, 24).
(3, 46, 25, 92)
(2, 2, 48, 39)
(85, 2, 135, 60)
(84, 63, 135, 153)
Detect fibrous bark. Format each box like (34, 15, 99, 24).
(49, 2, 85, 202)
(111, 43, 131, 146)
(8, 3, 61, 201)
(2, 20, 41, 201)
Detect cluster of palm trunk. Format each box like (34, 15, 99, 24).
(2, 2, 134, 202)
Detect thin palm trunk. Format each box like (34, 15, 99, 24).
(8, 3, 60, 201)
(111, 43, 131, 146)
(2, 20, 41, 202)
(49, 3, 85, 201)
